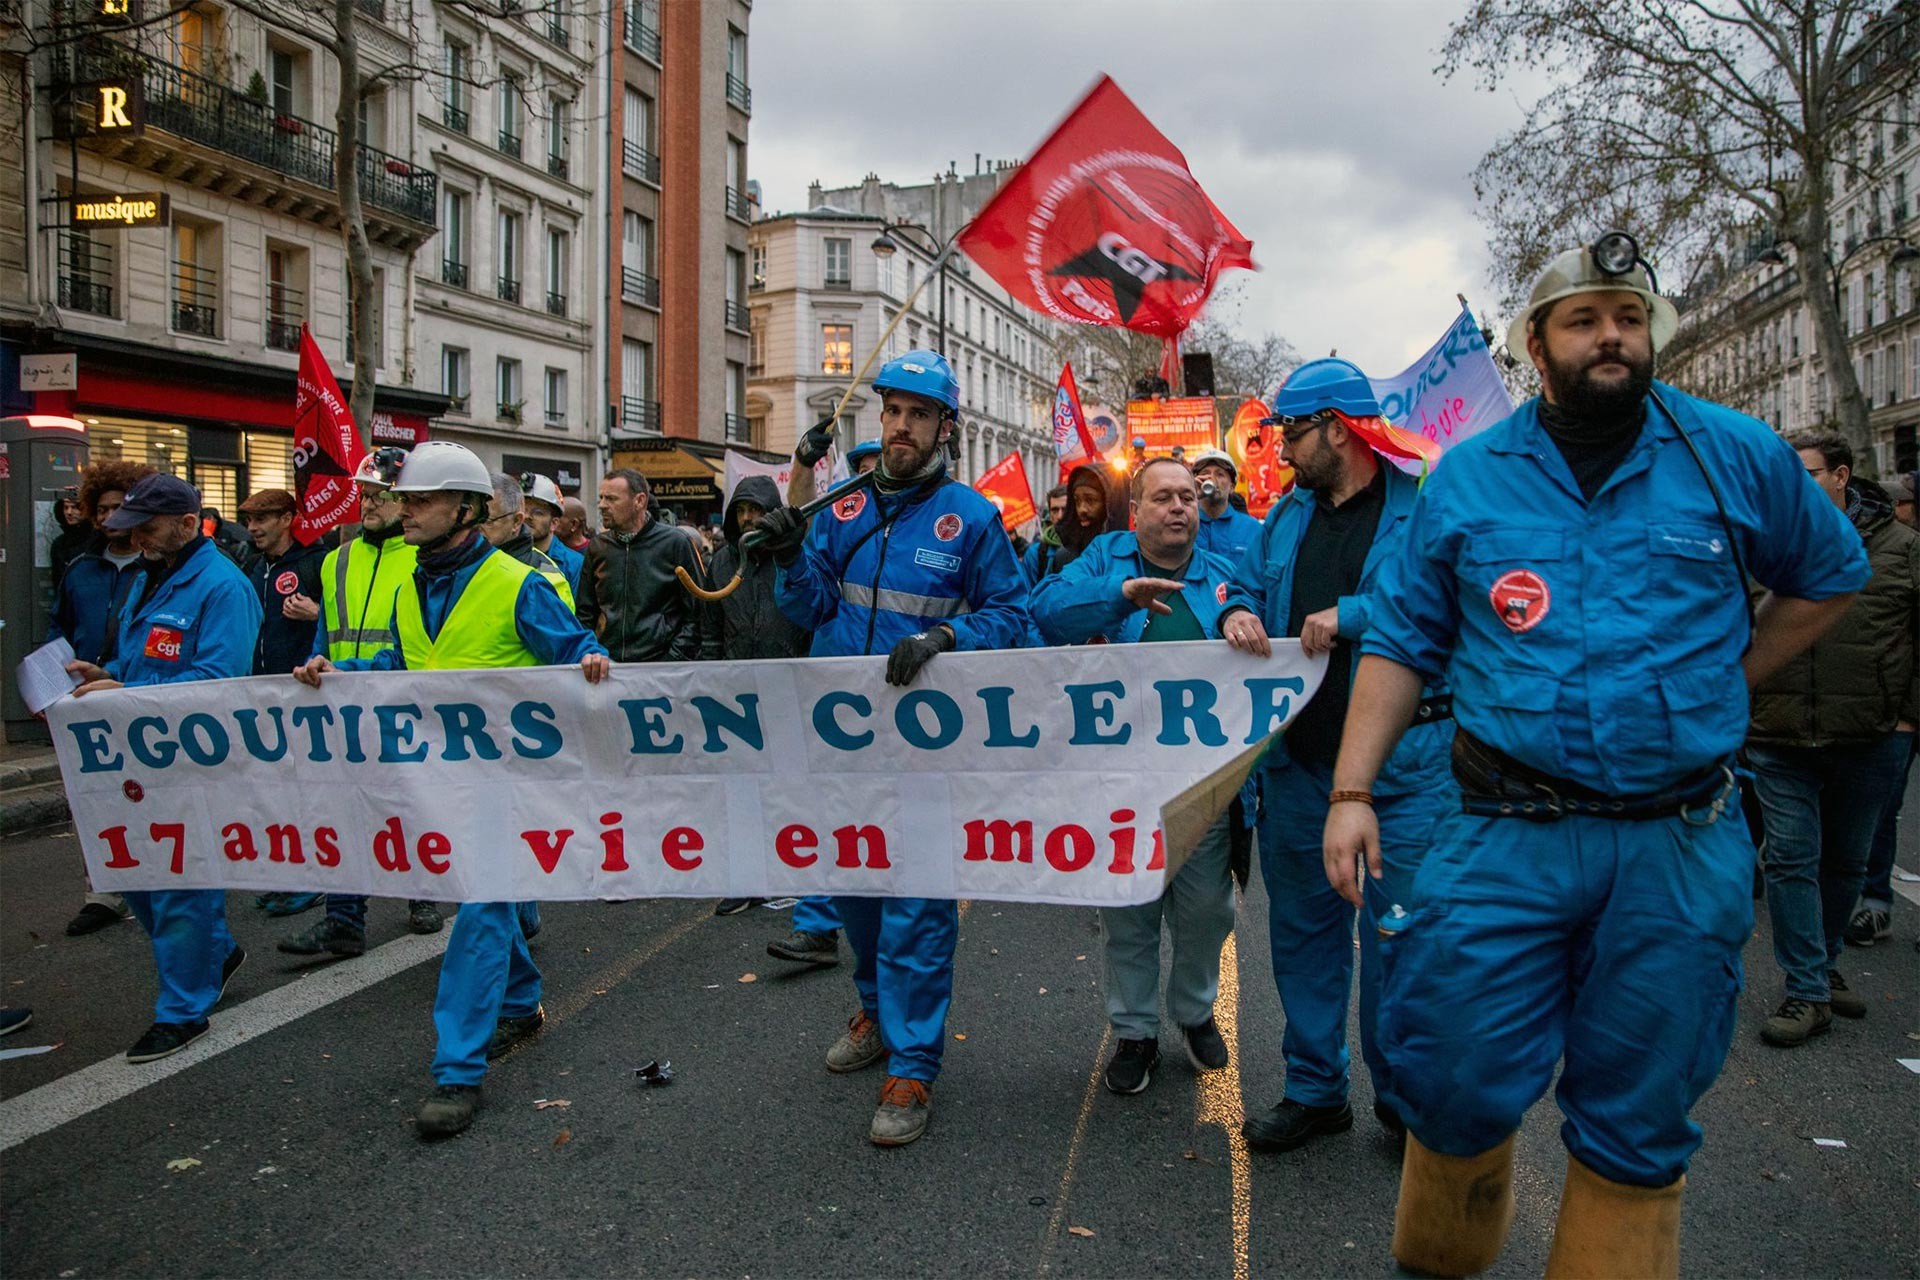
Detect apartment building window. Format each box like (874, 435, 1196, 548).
(1887, 343, 1903, 404)
(498, 74, 524, 157)
(821, 323, 852, 376)
(748, 322, 765, 375)
(622, 88, 658, 184)
(498, 209, 522, 303)
(268, 45, 306, 116)
(546, 96, 569, 180)
(545, 0, 568, 47)
(1790, 310, 1802, 358)
(726, 137, 747, 220)
(444, 39, 471, 132)
(58, 225, 114, 316)
(824, 238, 851, 288)
(171, 219, 219, 338)
(624, 0, 660, 60)
(441, 189, 469, 287)
(726, 26, 750, 111)
(264, 245, 305, 352)
(750, 242, 766, 289)
(168, 5, 221, 76)
(877, 253, 893, 296)
(497, 357, 524, 421)
(725, 249, 747, 330)
(358, 89, 386, 149)
(725, 361, 749, 442)
(442, 346, 471, 414)
(622, 338, 656, 431)
(544, 367, 567, 426)
(545, 227, 569, 316)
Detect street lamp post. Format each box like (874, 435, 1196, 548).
(870, 222, 956, 354)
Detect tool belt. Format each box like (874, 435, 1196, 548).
(1451, 729, 1735, 825)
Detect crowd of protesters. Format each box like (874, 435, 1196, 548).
(15, 235, 1919, 1279)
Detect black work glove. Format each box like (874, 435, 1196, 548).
(795, 417, 836, 468)
(755, 505, 809, 566)
(886, 626, 954, 687)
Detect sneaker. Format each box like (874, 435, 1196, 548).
(1760, 996, 1832, 1046)
(485, 1006, 546, 1060)
(1827, 969, 1867, 1019)
(870, 1076, 932, 1147)
(415, 1083, 481, 1138)
(1183, 1018, 1229, 1072)
(0, 1007, 32, 1037)
(714, 897, 764, 917)
(263, 892, 322, 918)
(1845, 904, 1892, 947)
(767, 929, 840, 966)
(408, 901, 444, 934)
(65, 902, 129, 936)
(1104, 1037, 1160, 1095)
(126, 1020, 209, 1063)
(1242, 1099, 1355, 1153)
(277, 918, 367, 958)
(216, 946, 246, 1004)
(826, 1010, 887, 1073)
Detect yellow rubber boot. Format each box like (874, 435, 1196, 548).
(1391, 1133, 1517, 1277)
(1544, 1155, 1684, 1280)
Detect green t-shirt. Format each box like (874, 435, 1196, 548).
(1140, 579, 1205, 643)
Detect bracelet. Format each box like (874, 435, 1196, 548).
(1328, 790, 1374, 806)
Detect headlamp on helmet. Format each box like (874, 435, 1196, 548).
(353, 446, 408, 491)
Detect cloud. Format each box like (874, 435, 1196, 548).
(747, 0, 1530, 372)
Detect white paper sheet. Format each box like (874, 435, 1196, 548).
(16, 636, 78, 714)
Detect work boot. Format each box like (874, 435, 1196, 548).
(408, 901, 444, 934)
(1183, 1017, 1229, 1072)
(1760, 996, 1831, 1046)
(66, 901, 130, 936)
(714, 897, 764, 916)
(1543, 1155, 1683, 1280)
(1845, 903, 1891, 946)
(415, 1084, 481, 1139)
(1104, 1037, 1159, 1095)
(1392, 1133, 1517, 1277)
(126, 1020, 209, 1063)
(1242, 1099, 1354, 1153)
(767, 929, 840, 966)
(1826, 969, 1867, 1019)
(870, 1076, 931, 1147)
(486, 1006, 546, 1060)
(277, 917, 368, 958)
(826, 1009, 886, 1073)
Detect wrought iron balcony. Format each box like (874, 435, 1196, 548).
(265, 287, 304, 351)
(546, 291, 567, 317)
(623, 140, 660, 184)
(725, 186, 749, 221)
(626, 12, 661, 62)
(724, 299, 749, 331)
(442, 259, 469, 288)
(172, 261, 218, 337)
(724, 413, 751, 443)
(546, 19, 568, 47)
(547, 153, 569, 180)
(443, 103, 470, 134)
(621, 396, 661, 432)
(62, 45, 437, 233)
(623, 267, 660, 307)
(498, 277, 522, 304)
(58, 276, 114, 316)
(726, 74, 751, 113)
(498, 129, 522, 159)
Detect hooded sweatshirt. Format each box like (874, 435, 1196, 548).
(707, 475, 812, 660)
(1027, 464, 1111, 581)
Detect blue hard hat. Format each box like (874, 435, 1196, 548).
(1265, 357, 1381, 422)
(846, 440, 883, 465)
(872, 349, 960, 414)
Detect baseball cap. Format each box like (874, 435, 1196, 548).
(236, 488, 297, 516)
(103, 473, 202, 530)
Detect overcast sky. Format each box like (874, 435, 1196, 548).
(746, 0, 1536, 376)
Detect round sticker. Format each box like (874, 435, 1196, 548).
(934, 513, 964, 542)
(832, 491, 868, 522)
(275, 571, 300, 595)
(1215, 582, 1229, 605)
(123, 780, 144, 803)
(1489, 569, 1551, 634)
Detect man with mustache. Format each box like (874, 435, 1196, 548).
(1325, 237, 1869, 1277)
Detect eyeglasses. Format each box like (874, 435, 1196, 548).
(1278, 411, 1339, 445)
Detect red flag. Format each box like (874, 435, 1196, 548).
(1225, 396, 1292, 518)
(1051, 363, 1105, 483)
(293, 325, 368, 543)
(975, 452, 1038, 532)
(957, 75, 1256, 338)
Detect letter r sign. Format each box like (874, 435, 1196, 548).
(91, 79, 145, 135)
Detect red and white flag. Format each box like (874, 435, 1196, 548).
(975, 452, 1038, 532)
(1051, 363, 1105, 483)
(293, 325, 368, 543)
(957, 75, 1256, 339)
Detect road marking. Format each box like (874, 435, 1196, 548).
(542, 905, 711, 1025)
(1891, 864, 1920, 909)
(1194, 933, 1251, 1280)
(1034, 1024, 1111, 1277)
(0, 929, 450, 1153)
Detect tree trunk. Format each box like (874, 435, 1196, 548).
(1794, 153, 1876, 470)
(332, 0, 377, 438)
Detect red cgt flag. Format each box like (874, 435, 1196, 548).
(1052, 362, 1105, 483)
(957, 75, 1256, 338)
(293, 325, 368, 543)
(975, 452, 1038, 532)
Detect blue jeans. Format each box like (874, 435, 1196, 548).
(1751, 732, 1914, 1001)
(326, 894, 435, 929)
(1859, 736, 1917, 910)
(1101, 817, 1235, 1039)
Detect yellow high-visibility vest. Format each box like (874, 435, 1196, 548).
(394, 549, 542, 671)
(320, 534, 417, 661)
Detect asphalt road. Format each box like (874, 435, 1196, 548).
(2, 799, 1916, 1279)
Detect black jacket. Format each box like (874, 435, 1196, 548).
(707, 476, 811, 660)
(574, 516, 706, 661)
(247, 538, 327, 675)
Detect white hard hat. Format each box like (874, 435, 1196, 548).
(1507, 233, 1679, 356)
(518, 472, 565, 513)
(391, 440, 494, 496)
(1189, 448, 1237, 479)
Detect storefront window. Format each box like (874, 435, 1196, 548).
(86, 418, 187, 472)
(245, 431, 295, 495)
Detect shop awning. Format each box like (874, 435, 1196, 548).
(613, 442, 723, 504)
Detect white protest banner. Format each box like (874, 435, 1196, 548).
(49, 644, 1323, 907)
(1372, 304, 1514, 469)
(722, 448, 846, 505)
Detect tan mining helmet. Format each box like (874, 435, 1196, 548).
(1506, 230, 1680, 357)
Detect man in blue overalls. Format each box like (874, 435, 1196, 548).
(1031, 457, 1240, 1095)
(295, 441, 609, 1139)
(66, 474, 263, 1062)
(1217, 358, 1452, 1154)
(1190, 448, 1261, 562)
(758, 349, 1031, 1146)
(1324, 235, 1868, 1277)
